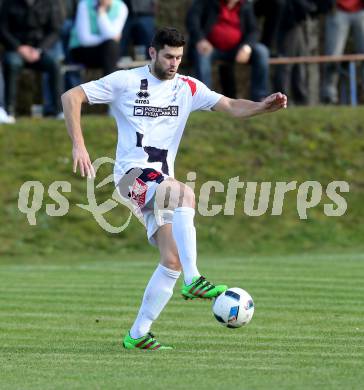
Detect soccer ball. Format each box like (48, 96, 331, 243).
(212, 288, 254, 328)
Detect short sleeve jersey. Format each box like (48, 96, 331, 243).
(81, 65, 222, 182)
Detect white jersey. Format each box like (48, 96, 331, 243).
(81, 65, 222, 182)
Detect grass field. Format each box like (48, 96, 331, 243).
(1, 252, 363, 390)
(1, 109, 364, 256)
(1, 109, 364, 389)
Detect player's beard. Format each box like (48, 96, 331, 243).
(153, 59, 176, 80)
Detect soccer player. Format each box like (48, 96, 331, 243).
(62, 27, 287, 351)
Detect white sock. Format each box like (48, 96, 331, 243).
(130, 264, 180, 339)
(172, 207, 200, 285)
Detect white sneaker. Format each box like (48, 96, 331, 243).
(0, 107, 15, 124)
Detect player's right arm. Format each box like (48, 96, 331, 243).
(61, 86, 96, 178)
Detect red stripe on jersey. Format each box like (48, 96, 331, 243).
(180, 77, 197, 96)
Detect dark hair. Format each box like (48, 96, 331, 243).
(151, 27, 186, 51)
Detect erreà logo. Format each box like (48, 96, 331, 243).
(136, 78, 150, 99)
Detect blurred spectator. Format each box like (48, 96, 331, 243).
(322, 0, 364, 104)
(120, 0, 158, 59)
(61, 0, 81, 58)
(254, 0, 286, 56)
(0, 62, 15, 124)
(69, 0, 128, 76)
(0, 0, 15, 124)
(43, 0, 80, 114)
(0, 0, 63, 118)
(274, 0, 319, 105)
(62, 0, 82, 91)
(42, 0, 66, 117)
(187, 0, 269, 101)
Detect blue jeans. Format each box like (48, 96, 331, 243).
(61, 19, 82, 91)
(42, 40, 63, 115)
(193, 43, 269, 100)
(3, 51, 61, 116)
(43, 20, 82, 113)
(322, 9, 364, 102)
(120, 15, 155, 58)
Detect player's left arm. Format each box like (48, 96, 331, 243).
(213, 93, 287, 118)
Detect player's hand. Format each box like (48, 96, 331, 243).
(72, 144, 96, 178)
(260, 92, 287, 113)
(196, 39, 213, 56)
(235, 45, 252, 64)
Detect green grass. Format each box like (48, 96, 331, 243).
(1, 253, 363, 390)
(1, 108, 364, 257)
(1, 109, 364, 387)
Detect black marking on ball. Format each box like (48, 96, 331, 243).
(225, 290, 240, 301)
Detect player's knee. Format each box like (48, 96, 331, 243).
(168, 182, 195, 208)
(161, 253, 182, 272)
(156, 180, 195, 210)
(180, 184, 195, 208)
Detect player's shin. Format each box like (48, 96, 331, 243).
(172, 207, 200, 285)
(129, 264, 180, 339)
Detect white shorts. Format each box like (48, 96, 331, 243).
(115, 168, 174, 246)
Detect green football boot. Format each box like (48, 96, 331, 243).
(123, 332, 173, 351)
(181, 276, 228, 300)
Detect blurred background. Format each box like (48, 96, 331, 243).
(1, 0, 364, 119)
(1, 3, 364, 389)
(1, 0, 364, 258)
